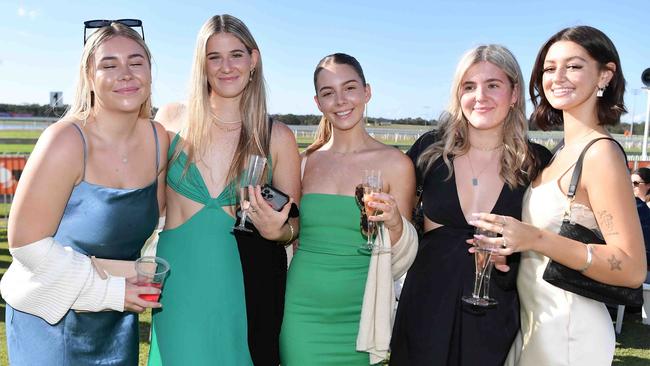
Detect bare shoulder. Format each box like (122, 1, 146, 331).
(154, 102, 187, 133)
(271, 120, 297, 143)
(376, 144, 414, 172)
(35, 120, 85, 163)
(583, 137, 627, 167)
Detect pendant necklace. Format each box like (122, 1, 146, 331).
(466, 149, 500, 187)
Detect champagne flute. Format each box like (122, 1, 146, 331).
(363, 170, 388, 252)
(233, 155, 267, 232)
(462, 227, 499, 307)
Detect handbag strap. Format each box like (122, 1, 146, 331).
(566, 137, 627, 199)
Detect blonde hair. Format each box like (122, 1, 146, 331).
(418, 44, 533, 189)
(305, 53, 367, 155)
(63, 22, 152, 122)
(178, 14, 269, 187)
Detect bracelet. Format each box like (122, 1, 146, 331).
(578, 244, 593, 273)
(281, 222, 295, 246)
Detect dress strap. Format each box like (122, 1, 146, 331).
(300, 154, 308, 181)
(70, 123, 87, 180)
(168, 133, 182, 160)
(149, 120, 160, 172)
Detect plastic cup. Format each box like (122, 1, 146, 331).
(135, 256, 170, 302)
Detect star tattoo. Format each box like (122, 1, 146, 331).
(607, 255, 622, 271)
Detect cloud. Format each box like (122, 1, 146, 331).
(17, 6, 39, 19)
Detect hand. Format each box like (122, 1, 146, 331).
(366, 192, 402, 232)
(246, 185, 292, 241)
(469, 212, 543, 255)
(124, 277, 162, 313)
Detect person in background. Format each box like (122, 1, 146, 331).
(280, 53, 417, 365)
(631, 167, 650, 283)
(0, 21, 167, 365)
(148, 14, 300, 366)
(390, 45, 550, 366)
(471, 26, 646, 365)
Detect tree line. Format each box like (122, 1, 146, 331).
(1, 103, 643, 135)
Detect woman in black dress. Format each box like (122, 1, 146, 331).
(390, 44, 551, 365)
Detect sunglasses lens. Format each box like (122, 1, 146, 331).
(117, 19, 142, 27)
(84, 20, 110, 28)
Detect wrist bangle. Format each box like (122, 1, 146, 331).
(281, 222, 295, 246)
(578, 244, 593, 273)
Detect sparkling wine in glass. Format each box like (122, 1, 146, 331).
(233, 155, 267, 232)
(462, 227, 499, 307)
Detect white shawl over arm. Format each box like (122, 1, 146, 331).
(357, 216, 418, 364)
(0, 237, 125, 325)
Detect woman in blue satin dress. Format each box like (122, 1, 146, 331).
(1, 21, 168, 365)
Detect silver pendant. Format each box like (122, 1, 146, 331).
(472, 178, 478, 186)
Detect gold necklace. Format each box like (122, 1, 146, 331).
(470, 143, 503, 152)
(466, 151, 499, 187)
(210, 113, 242, 132)
(212, 119, 242, 132)
(211, 113, 242, 124)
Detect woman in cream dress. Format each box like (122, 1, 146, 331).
(471, 26, 647, 366)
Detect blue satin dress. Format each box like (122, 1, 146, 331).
(5, 122, 160, 366)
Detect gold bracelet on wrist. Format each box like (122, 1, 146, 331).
(281, 222, 295, 246)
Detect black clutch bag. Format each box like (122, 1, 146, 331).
(541, 138, 643, 307)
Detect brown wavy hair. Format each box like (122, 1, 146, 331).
(529, 25, 627, 130)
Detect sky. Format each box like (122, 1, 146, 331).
(1, 0, 649, 123)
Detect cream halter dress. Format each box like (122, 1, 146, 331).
(506, 179, 615, 366)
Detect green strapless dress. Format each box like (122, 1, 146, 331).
(280, 193, 371, 365)
(147, 136, 253, 366)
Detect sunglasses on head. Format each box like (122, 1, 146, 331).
(633, 181, 646, 187)
(83, 19, 145, 44)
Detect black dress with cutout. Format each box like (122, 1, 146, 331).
(390, 135, 551, 366)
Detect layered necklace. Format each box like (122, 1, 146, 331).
(466, 146, 502, 187)
(211, 113, 242, 132)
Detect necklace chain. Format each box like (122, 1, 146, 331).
(466, 151, 499, 187)
(211, 112, 242, 124)
(470, 143, 503, 152)
(211, 113, 242, 132)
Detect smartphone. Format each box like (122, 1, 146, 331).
(261, 184, 290, 211)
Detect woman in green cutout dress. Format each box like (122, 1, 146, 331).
(279, 53, 416, 365)
(148, 14, 301, 365)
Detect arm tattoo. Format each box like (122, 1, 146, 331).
(607, 255, 622, 271)
(597, 210, 619, 236)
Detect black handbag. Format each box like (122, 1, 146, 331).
(542, 137, 643, 306)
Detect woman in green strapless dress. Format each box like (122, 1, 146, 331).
(280, 53, 416, 365)
(149, 14, 301, 366)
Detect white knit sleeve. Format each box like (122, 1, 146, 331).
(390, 216, 418, 279)
(0, 237, 125, 325)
